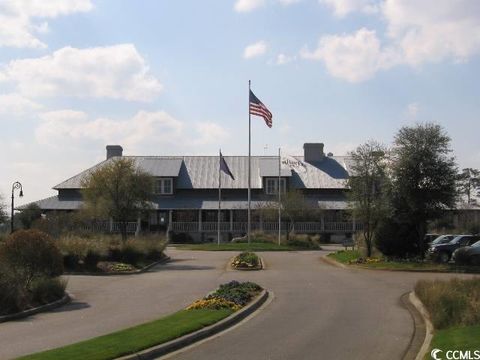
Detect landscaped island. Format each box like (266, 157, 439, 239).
(17, 281, 264, 360)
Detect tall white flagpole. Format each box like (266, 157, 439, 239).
(218, 149, 221, 246)
(248, 80, 252, 245)
(278, 147, 281, 245)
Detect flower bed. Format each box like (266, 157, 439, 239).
(186, 281, 262, 311)
(231, 252, 261, 270)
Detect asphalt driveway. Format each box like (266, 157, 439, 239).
(0, 247, 476, 359)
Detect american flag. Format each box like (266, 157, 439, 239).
(249, 89, 272, 128)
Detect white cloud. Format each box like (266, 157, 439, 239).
(301, 28, 399, 82)
(0, 93, 42, 115)
(244, 41, 267, 59)
(406, 102, 419, 118)
(382, 0, 480, 65)
(36, 110, 183, 149)
(234, 0, 300, 12)
(319, 0, 379, 17)
(35, 110, 230, 154)
(234, 0, 266, 12)
(311, 0, 480, 81)
(1, 44, 163, 101)
(276, 53, 294, 65)
(193, 122, 230, 145)
(0, 0, 93, 48)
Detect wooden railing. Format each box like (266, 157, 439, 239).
(170, 221, 363, 233)
(76, 221, 138, 233)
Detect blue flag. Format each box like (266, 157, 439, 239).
(220, 151, 235, 180)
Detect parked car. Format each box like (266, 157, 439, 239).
(427, 235, 480, 263)
(452, 240, 480, 266)
(429, 234, 456, 246)
(424, 233, 440, 244)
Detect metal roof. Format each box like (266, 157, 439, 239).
(23, 193, 349, 211)
(54, 155, 352, 190)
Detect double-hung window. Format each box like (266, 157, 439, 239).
(265, 178, 286, 195)
(155, 178, 173, 195)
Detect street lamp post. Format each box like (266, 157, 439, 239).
(11, 181, 23, 234)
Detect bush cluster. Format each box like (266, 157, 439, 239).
(232, 252, 259, 269)
(57, 234, 167, 272)
(415, 278, 480, 329)
(0, 230, 66, 316)
(187, 281, 262, 311)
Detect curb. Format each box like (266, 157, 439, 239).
(229, 255, 265, 271)
(320, 255, 348, 269)
(0, 291, 71, 323)
(408, 292, 434, 360)
(64, 256, 170, 276)
(117, 289, 270, 360)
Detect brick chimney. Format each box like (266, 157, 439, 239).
(106, 145, 123, 159)
(303, 143, 325, 162)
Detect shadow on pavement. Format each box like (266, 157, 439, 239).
(50, 301, 90, 313)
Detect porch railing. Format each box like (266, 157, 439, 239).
(170, 221, 363, 233)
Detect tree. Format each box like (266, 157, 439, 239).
(457, 168, 480, 205)
(17, 203, 42, 229)
(82, 158, 153, 242)
(390, 123, 458, 257)
(0, 194, 7, 226)
(347, 140, 390, 257)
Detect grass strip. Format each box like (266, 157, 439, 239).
(428, 325, 480, 355)
(17, 309, 232, 360)
(327, 250, 480, 273)
(172, 242, 310, 251)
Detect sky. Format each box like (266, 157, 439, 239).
(1, 0, 480, 206)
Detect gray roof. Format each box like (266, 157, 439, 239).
(54, 155, 351, 190)
(23, 193, 349, 211)
(19, 196, 84, 211)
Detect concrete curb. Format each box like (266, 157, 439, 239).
(320, 255, 348, 269)
(0, 291, 71, 323)
(117, 289, 270, 360)
(65, 256, 170, 276)
(408, 292, 434, 360)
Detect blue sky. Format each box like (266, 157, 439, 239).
(1, 0, 480, 205)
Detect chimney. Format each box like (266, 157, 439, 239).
(106, 145, 123, 159)
(303, 143, 325, 163)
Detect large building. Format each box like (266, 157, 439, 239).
(26, 143, 361, 242)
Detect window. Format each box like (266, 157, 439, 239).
(154, 178, 173, 195)
(265, 178, 286, 195)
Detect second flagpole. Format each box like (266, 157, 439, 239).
(248, 80, 251, 246)
(218, 149, 221, 246)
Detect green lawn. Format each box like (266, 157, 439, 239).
(172, 242, 316, 251)
(327, 250, 480, 273)
(17, 309, 232, 360)
(429, 325, 480, 355)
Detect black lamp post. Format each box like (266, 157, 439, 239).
(11, 181, 23, 234)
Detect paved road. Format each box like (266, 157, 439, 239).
(0, 248, 477, 359)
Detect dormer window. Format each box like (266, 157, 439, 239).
(155, 178, 173, 195)
(265, 178, 286, 195)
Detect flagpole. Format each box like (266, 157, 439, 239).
(278, 147, 281, 245)
(248, 80, 251, 245)
(218, 149, 221, 246)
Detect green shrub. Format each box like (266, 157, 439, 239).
(30, 277, 67, 305)
(207, 281, 262, 306)
(375, 219, 419, 258)
(3, 229, 63, 289)
(287, 234, 319, 249)
(0, 263, 28, 315)
(232, 252, 259, 269)
(415, 278, 480, 329)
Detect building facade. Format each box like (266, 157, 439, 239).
(27, 143, 361, 242)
